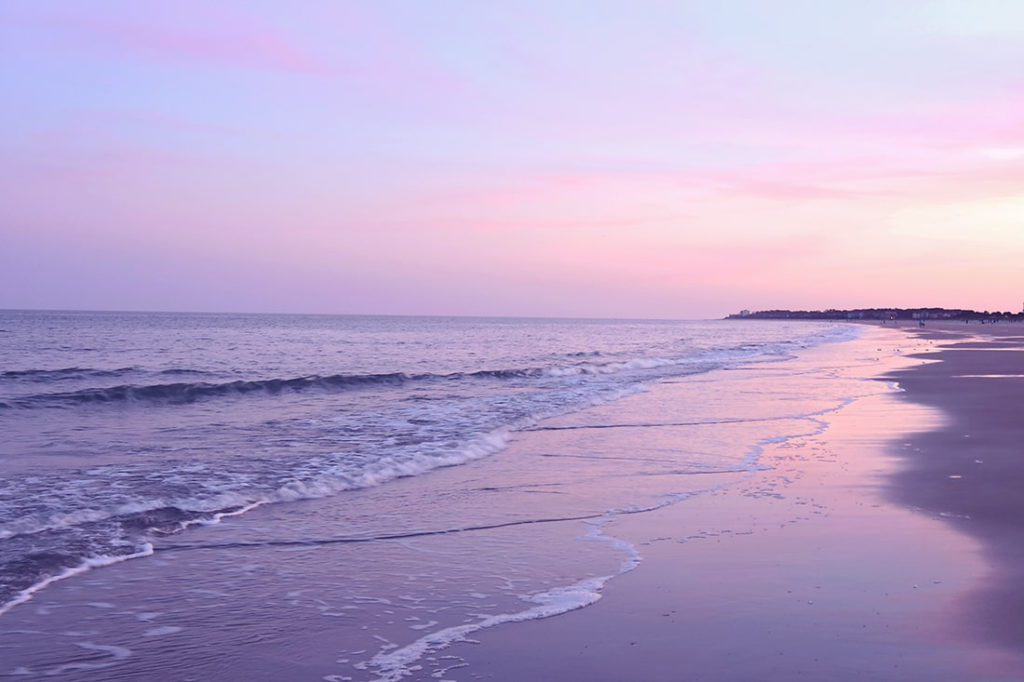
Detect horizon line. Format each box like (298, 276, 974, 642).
(0, 307, 726, 323)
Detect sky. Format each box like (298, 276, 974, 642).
(2, 1, 1024, 319)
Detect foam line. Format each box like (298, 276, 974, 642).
(0, 544, 154, 617)
(364, 511, 646, 682)
(365, 576, 611, 682)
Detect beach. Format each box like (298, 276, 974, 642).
(454, 322, 1024, 681)
(885, 321, 1024, 656)
(1, 316, 1023, 680)
(9, 1, 1024, 678)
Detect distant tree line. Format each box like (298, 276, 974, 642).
(726, 307, 1024, 321)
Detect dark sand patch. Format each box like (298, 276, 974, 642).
(887, 327, 1024, 651)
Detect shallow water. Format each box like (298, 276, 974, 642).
(0, 312, 867, 679)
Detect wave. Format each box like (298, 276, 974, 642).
(2, 333, 850, 412)
(4, 357, 702, 409)
(0, 319, 864, 623)
(0, 543, 154, 618)
(1, 367, 138, 380)
(2, 366, 221, 382)
(158, 368, 217, 376)
(0, 499, 261, 616)
(0, 382, 649, 615)
(9, 372, 413, 407)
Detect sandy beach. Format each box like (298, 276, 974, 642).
(883, 321, 1024, 655)
(453, 323, 1024, 681)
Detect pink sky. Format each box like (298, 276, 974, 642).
(2, 1, 1023, 318)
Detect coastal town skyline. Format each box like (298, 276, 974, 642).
(3, 1, 1024, 318)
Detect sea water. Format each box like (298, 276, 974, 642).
(0, 311, 862, 679)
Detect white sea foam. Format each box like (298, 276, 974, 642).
(271, 384, 648, 506)
(360, 506, 645, 682)
(581, 515, 642, 574)
(363, 576, 610, 682)
(181, 501, 265, 529)
(0, 492, 264, 540)
(0, 544, 154, 617)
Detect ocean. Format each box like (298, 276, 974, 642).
(0, 311, 866, 679)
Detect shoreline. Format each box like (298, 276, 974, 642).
(2, 323, 858, 680)
(453, 324, 1024, 680)
(3, 323, 1023, 679)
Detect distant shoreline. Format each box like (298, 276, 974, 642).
(727, 307, 1024, 322)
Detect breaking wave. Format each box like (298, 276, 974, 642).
(4, 356, 726, 409)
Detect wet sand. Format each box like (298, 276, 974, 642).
(884, 321, 1024, 652)
(454, 324, 1024, 681)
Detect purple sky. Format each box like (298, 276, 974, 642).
(3, 1, 1024, 318)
